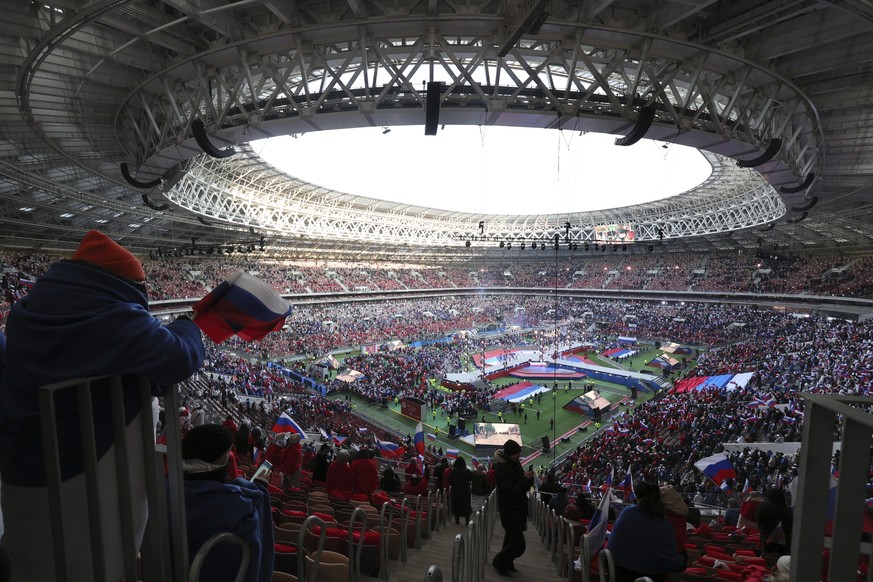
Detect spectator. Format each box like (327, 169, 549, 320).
(756, 488, 793, 556)
(491, 439, 534, 577)
(433, 457, 450, 493)
(326, 449, 353, 499)
(379, 466, 401, 493)
(181, 424, 274, 582)
(538, 471, 559, 505)
(351, 449, 380, 495)
(0, 230, 205, 582)
(277, 433, 302, 490)
(308, 444, 331, 483)
(606, 482, 686, 582)
(548, 486, 569, 518)
(449, 457, 473, 525)
(724, 496, 741, 527)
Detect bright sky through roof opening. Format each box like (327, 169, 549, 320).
(253, 126, 712, 215)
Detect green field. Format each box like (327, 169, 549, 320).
(324, 344, 696, 469)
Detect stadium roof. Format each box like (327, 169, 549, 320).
(1, 0, 872, 263)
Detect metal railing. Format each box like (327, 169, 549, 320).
(792, 393, 873, 582)
(188, 532, 250, 582)
(39, 375, 189, 582)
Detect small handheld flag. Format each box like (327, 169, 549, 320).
(414, 422, 426, 455)
(271, 412, 307, 438)
(693, 453, 737, 486)
(375, 437, 406, 459)
(601, 466, 614, 494)
(193, 270, 292, 343)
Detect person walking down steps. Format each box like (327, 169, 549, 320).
(491, 439, 534, 577)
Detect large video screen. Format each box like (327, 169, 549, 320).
(593, 224, 636, 244)
(473, 423, 522, 447)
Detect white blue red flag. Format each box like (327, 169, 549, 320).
(414, 422, 426, 455)
(585, 491, 613, 556)
(742, 478, 751, 495)
(446, 449, 459, 460)
(271, 412, 307, 438)
(375, 437, 405, 459)
(693, 453, 736, 486)
(622, 468, 636, 502)
(426, 433, 437, 441)
(193, 270, 292, 343)
(333, 435, 348, 447)
(601, 466, 614, 494)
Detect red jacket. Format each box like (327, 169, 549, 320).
(404, 474, 429, 496)
(326, 462, 354, 497)
(278, 442, 301, 476)
(351, 458, 380, 495)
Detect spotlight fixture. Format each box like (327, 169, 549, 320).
(499, 241, 505, 248)
(584, 244, 589, 251)
(520, 242, 525, 250)
(465, 240, 471, 247)
(382, 127, 391, 134)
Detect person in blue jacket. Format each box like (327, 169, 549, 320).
(0, 229, 205, 582)
(182, 424, 274, 582)
(606, 481, 687, 582)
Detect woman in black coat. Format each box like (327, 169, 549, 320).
(449, 457, 473, 524)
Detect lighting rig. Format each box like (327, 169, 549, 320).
(148, 236, 267, 260)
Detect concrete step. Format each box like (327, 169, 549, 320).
(364, 519, 563, 582)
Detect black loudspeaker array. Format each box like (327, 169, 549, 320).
(449, 424, 456, 437)
(424, 82, 441, 136)
(541, 435, 550, 452)
(458, 418, 466, 431)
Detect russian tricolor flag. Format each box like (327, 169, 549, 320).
(446, 449, 459, 460)
(694, 453, 736, 486)
(601, 466, 614, 493)
(375, 438, 406, 459)
(271, 412, 307, 438)
(426, 433, 437, 442)
(333, 435, 348, 447)
(192, 270, 293, 343)
(414, 422, 426, 455)
(622, 467, 636, 502)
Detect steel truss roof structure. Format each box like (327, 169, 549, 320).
(0, 1, 872, 261)
(168, 147, 785, 248)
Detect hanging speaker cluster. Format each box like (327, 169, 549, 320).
(785, 212, 808, 224)
(614, 105, 657, 147)
(424, 82, 442, 136)
(120, 163, 161, 189)
(736, 138, 782, 168)
(192, 120, 236, 158)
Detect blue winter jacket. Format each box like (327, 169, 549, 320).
(0, 260, 205, 486)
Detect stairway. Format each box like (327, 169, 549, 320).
(371, 514, 563, 582)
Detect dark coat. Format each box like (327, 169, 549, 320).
(449, 467, 473, 518)
(494, 449, 533, 530)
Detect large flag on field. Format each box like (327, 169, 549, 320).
(694, 453, 736, 486)
(375, 437, 406, 459)
(271, 412, 307, 438)
(414, 422, 426, 455)
(193, 270, 292, 343)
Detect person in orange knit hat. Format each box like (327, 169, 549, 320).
(0, 229, 205, 582)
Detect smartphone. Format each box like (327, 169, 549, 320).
(250, 460, 272, 482)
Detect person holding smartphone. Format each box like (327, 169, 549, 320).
(182, 424, 274, 582)
(491, 439, 534, 577)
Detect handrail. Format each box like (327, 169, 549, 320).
(465, 518, 476, 582)
(300, 515, 327, 582)
(452, 533, 465, 582)
(188, 532, 250, 582)
(38, 375, 186, 581)
(425, 564, 443, 582)
(426, 491, 434, 536)
(565, 517, 576, 582)
(378, 501, 394, 580)
(346, 507, 368, 582)
(398, 497, 410, 562)
(414, 494, 423, 549)
(597, 549, 615, 582)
